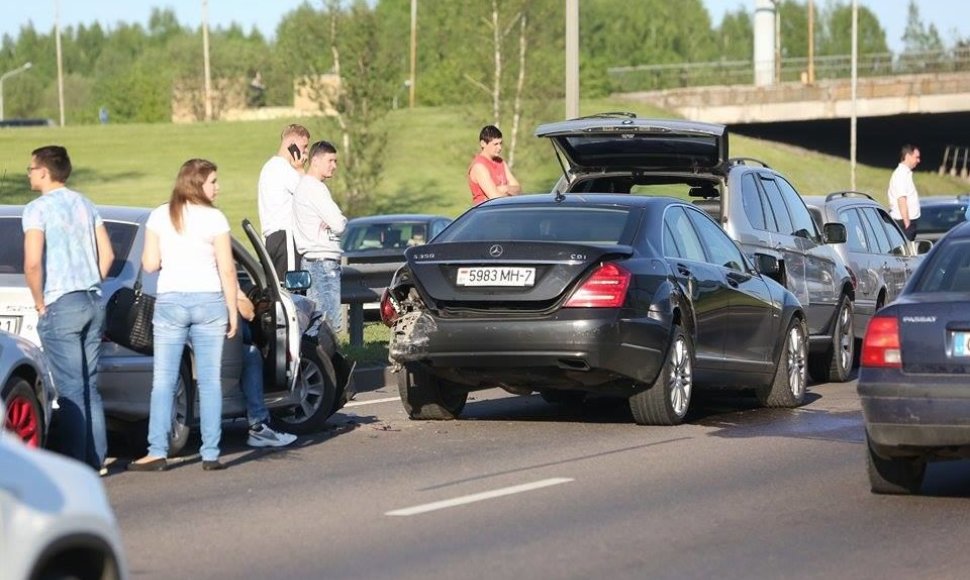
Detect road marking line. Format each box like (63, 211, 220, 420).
(385, 477, 574, 517)
(344, 396, 400, 408)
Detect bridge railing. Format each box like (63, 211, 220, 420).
(608, 48, 970, 92)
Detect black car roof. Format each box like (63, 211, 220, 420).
(919, 195, 969, 206)
(476, 192, 684, 209)
(941, 220, 970, 239)
(346, 214, 450, 225)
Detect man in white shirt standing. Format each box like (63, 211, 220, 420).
(887, 144, 921, 241)
(258, 124, 310, 280)
(293, 141, 347, 333)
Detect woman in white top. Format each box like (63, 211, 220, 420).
(129, 159, 238, 472)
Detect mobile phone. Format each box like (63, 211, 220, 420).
(288, 143, 302, 161)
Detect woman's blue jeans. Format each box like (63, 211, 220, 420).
(37, 289, 106, 471)
(147, 292, 227, 462)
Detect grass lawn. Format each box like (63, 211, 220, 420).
(2, 97, 964, 228)
(2, 96, 965, 357)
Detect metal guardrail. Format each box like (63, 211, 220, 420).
(607, 49, 970, 92)
(340, 261, 402, 346)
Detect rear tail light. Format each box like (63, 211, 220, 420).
(564, 263, 631, 308)
(380, 289, 399, 327)
(861, 315, 901, 368)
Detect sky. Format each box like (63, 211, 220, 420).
(1, 1, 968, 55)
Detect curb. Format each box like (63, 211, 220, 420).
(351, 364, 394, 393)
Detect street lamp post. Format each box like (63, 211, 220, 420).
(0, 62, 33, 122)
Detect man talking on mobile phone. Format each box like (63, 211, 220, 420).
(257, 124, 310, 281)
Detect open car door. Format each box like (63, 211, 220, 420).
(242, 219, 302, 392)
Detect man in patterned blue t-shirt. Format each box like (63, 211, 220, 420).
(23, 145, 114, 472)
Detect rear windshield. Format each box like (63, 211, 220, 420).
(917, 203, 967, 234)
(912, 238, 970, 293)
(0, 216, 136, 278)
(436, 206, 634, 244)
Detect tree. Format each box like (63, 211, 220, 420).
(302, 0, 396, 216)
(901, 0, 943, 55)
(716, 8, 753, 62)
(820, 4, 888, 57)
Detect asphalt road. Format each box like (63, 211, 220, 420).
(102, 376, 970, 580)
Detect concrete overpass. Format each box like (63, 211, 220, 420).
(611, 69, 970, 170)
(616, 71, 970, 125)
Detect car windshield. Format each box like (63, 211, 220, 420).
(911, 238, 970, 293)
(0, 216, 136, 278)
(342, 222, 429, 251)
(436, 206, 633, 244)
(917, 203, 967, 234)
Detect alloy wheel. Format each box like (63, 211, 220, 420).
(669, 336, 692, 417)
(837, 303, 854, 372)
(786, 324, 807, 399)
(5, 395, 40, 447)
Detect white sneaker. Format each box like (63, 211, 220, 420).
(247, 423, 297, 448)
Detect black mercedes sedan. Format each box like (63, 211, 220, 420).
(858, 220, 970, 494)
(381, 194, 807, 426)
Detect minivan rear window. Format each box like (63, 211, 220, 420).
(438, 206, 633, 245)
(103, 221, 138, 278)
(0, 216, 136, 278)
(0, 218, 25, 274)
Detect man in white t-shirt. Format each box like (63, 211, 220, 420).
(887, 144, 921, 241)
(258, 124, 310, 280)
(293, 141, 347, 333)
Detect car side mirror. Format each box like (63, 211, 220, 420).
(283, 270, 312, 291)
(913, 239, 933, 255)
(823, 222, 847, 244)
(753, 253, 781, 279)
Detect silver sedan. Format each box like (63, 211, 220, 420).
(0, 206, 354, 456)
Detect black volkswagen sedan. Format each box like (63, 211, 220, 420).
(859, 220, 970, 494)
(382, 194, 807, 426)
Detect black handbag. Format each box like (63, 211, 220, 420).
(104, 272, 155, 355)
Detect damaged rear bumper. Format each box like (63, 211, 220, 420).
(389, 309, 669, 391)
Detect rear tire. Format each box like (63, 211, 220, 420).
(809, 294, 854, 383)
(866, 435, 925, 495)
(629, 326, 692, 426)
(757, 317, 808, 408)
(398, 367, 467, 420)
(2, 377, 44, 447)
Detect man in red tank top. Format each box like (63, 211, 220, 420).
(468, 125, 521, 205)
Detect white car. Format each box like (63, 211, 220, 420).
(0, 329, 56, 448)
(0, 407, 128, 580)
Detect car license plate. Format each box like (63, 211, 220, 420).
(0, 316, 22, 335)
(456, 267, 535, 287)
(953, 331, 970, 357)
